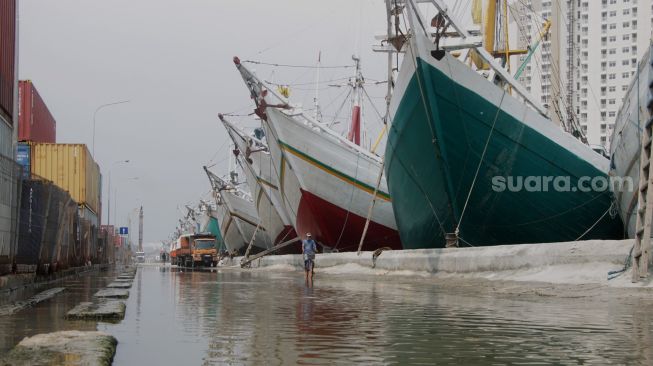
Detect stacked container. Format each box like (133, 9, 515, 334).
(0, 0, 18, 275)
(0, 0, 16, 126)
(21, 142, 102, 217)
(18, 80, 56, 143)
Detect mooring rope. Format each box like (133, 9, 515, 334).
(608, 245, 634, 280)
(574, 201, 614, 241)
(455, 89, 508, 236)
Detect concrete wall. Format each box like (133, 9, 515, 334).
(244, 240, 633, 274)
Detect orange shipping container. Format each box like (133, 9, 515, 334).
(29, 143, 102, 215)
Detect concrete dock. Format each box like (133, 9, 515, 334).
(236, 239, 650, 287)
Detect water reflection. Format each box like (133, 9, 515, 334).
(102, 266, 653, 365)
(0, 268, 119, 354)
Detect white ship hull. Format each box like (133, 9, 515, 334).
(223, 120, 297, 249)
(235, 59, 402, 251)
(221, 189, 269, 252)
(610, 44, 653, 238)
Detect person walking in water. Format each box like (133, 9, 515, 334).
(302, 233, 317, 284)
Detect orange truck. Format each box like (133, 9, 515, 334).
(191, 234, 218, 267)
(172, 233, 217, 267)
(172, 235, 192, 267)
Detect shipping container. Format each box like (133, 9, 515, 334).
(16, 142, 29, 178)
(0, 0, 16, 122)
(0, 119, 12, 158)
(18, 81, 56, 143)
(28, 143, 101, 214)
(79, 204, 98, 227)
(16, 180, 49, 271)
(0, 153, 21, 275)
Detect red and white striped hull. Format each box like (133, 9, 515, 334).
(235, 58, 401, 251)
(263, 108, 401, 251)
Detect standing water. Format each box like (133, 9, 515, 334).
(94, 266, 653, 365)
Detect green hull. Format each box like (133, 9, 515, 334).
(385, 58, 624, 249)
(208, 217, 226, 251)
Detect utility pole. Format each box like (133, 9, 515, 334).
(138, 206, 143, 252)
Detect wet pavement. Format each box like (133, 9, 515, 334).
(2, 265, 653, 364)
(0, 267, 119, 354)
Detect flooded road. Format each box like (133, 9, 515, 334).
(1, 265, 652, 364)
(95, 265, 652, 365)
(0, 267, 119, 353)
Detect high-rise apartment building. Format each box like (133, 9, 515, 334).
(511, 0, 653, 149)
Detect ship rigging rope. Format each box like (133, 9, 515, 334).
(242, 60, 354, 69)
(574, 201, 614, 241)
(515, 0, 597, 138)
(264, 77, 351, 87)
(455, 89, 508, 235)
(395, 5, 453, 240)
(333, 148, 362, 250)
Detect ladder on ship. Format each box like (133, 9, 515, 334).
(632, 71, 653, 282)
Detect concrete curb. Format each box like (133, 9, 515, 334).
(242, 240, 633, 274)
(66, 301, 126, 321)
(1, 331, 117, 366)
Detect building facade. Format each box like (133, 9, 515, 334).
(511, 0, 653, 149)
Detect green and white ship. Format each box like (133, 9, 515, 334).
(383, 0, 623, 248)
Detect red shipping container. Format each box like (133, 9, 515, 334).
(0, 0, 16, 121)
(18, 80, 57, 143)
(101, 225, 115, 235)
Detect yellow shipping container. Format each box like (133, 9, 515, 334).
(29, 143, 101, 215)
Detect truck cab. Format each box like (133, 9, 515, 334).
(135, 251, 145, 263)
(191, 234, 218, 267)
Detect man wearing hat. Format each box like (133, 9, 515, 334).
(302, 232, 317, 283)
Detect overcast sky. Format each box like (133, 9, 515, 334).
(18, 0, 397, 244)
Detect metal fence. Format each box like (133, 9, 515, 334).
(0, 152, 21, 275)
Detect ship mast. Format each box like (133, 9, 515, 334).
(313, 51, 322, 122)
(347, 56, 363, 146)
(138, 206, 143, 252)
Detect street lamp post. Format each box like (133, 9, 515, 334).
(115, 177, 139, 228)
(93, 100, 130, 157)
(108, 160, 130, 226)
